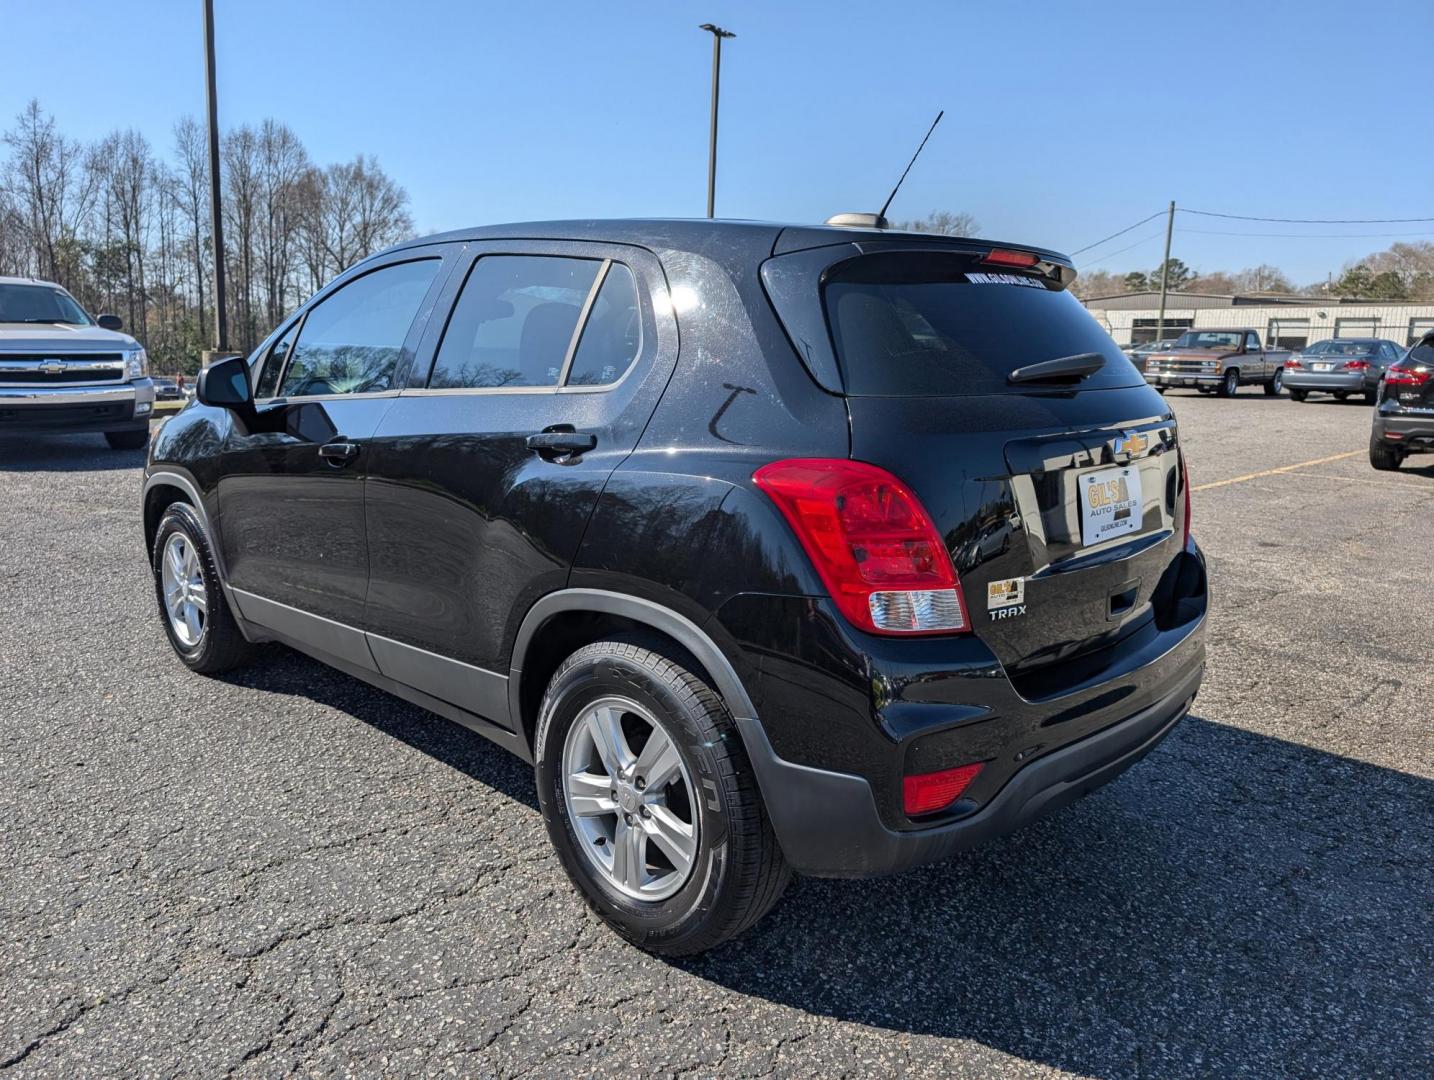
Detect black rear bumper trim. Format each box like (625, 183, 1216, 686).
(747, 661, 1201, 878)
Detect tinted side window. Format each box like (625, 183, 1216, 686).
(279, 259, 439, 397)
(429, 256, 599, 389)
(1246, 333, 1261, 350)
(254, 323, 297, 399)
(566, 263, 641, 386)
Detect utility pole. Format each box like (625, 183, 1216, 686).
(699, 23, 735, 219)
(203, 0, 229, 355)
(1155, 200, 1175, 343)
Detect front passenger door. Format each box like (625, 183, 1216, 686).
(217, 251, 453, 634)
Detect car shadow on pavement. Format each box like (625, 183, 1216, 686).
(221, 647, 1430, 1077)
(0, 433, 148, 472)
(220, 644, 540, 810)
(682, 714, 1432, 1077)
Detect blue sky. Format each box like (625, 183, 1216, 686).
(5, 0, 1431, 284)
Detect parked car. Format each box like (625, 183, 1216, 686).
(1369, 334, 1434, 469)
(1124, 338, 1178, 372)
(0, 276, 155, 448)
(1285, 338, 1402, 403)
(1142, 329, 1290, 397)
(152, 376, 186, 402)
(140, 219, 1207, 955)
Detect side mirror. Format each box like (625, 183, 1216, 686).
(97, 313, 123, 331)
(197, 355, 253, 410)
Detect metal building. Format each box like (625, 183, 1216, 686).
(1081, 291, 1434, 349)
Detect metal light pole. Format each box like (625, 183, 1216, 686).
(203, 0, 229, 353)
(699, 23, 734, 219)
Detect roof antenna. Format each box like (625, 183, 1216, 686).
(826, 110, 943, 231)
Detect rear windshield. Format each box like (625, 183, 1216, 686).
(822, 252, 1138, 397)
(1173, 331, 1242, 349)
(1306, 340, 1374, 357)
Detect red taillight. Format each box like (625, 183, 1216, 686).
(983, 248, 1040, 268)
(1387, 364, 1432, 386)
(1344, 359, 1370, 371)
(753, 458, 971, 635)
(903, 762, 983, 816)
(1286, 357, 1302, 369)
(1180, 450, 1192, 548)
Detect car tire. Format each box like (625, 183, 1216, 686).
(1217, 369, 1239, 397)
(105, 429, 149, 450)
(1333, 391, 1349, 402)
(1264, 369, 1284, 396)
(1363, 389, 1378, 405)
(1369, 438, 1403, 471)
(1154, 386, 1167, 395)
(151, 502, 252, 674)
(1288, 388, 1308, 402)
(534, 637, 791, 956)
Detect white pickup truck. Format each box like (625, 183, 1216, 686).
(1142, 328, 1291, 398)
(0, 276, 155, 449)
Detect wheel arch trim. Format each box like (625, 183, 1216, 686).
(508, 589, 758, 730)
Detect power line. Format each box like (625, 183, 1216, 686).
(1080, 228, 1167, 267)
(1069, 210, 1166, 256)
(1181, 227, 1434, 239)
(1181, 208, 1434, 225)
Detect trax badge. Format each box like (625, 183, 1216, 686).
(987, 578, 1026, 620)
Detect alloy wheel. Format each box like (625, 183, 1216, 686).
(561, 695, 698, 901)
(160, 532, 207, 647)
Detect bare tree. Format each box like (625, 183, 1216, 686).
(1, 99, 98, 287)
(0, 100, 414, 366)
(256, 119, 309, 328)
(172, 117, 210, 328)
(894, 209, 980, 237)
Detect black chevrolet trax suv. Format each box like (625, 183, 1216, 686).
(1369, 334, 1434, 469)
(142, 220, 1208, 955)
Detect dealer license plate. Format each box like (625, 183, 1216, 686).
(1079, 466, 1143, 547)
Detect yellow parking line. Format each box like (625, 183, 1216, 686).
(1192, 450, 1362, 492)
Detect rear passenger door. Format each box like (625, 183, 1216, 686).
(361, 240, 677, 723)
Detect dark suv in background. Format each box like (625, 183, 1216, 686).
(1370, 333, 1434, 469)
(140, 219, 1208, 955)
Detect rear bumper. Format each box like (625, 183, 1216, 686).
(1284, 371, 1367, 392)
(1373, 410, 1434, 449)
(0, 381, 153, 433)
(750, 661, 1199, 877)
(731, 541, 1210, 877)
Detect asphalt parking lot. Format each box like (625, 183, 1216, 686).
(1, 392, 1430, 1078)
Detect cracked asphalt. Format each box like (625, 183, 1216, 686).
(1, 390, 1431, 1078)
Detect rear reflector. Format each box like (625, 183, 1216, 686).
(753, 458, 971, 635)
(984, 248, 1040, 268)
(904, 762, 984, 816)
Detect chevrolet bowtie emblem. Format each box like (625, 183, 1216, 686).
(38, 359, 67, 374)
(1111, 432, 1149, 457)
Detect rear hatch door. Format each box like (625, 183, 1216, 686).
(766, 241, 1186, 681)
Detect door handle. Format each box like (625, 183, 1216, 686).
(318, 440, 361, 466)
(526, 429, 597, 459)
